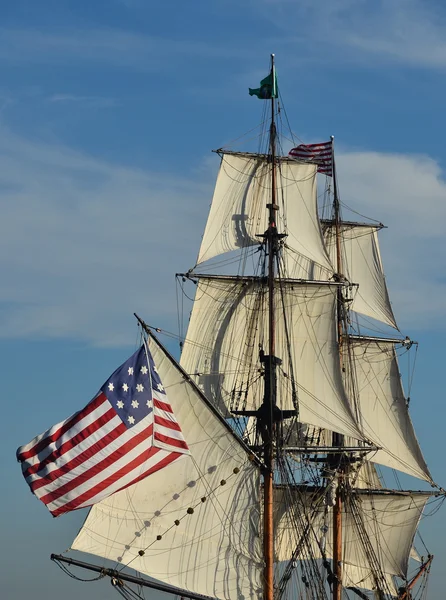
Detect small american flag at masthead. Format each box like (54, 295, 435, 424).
(288, 140, 333, 175)
(17, 343, 189, 517)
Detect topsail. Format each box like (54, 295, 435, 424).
(196, 153, 332, 276)
(321, 223, 397, 328)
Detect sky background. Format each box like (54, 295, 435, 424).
(2, 0, 446, 598)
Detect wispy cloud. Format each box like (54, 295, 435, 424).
(258, 0, 446, 69)
(0, 127, 214, 346)
(337, 149, 446, 328)
(0, 28, 256, 71)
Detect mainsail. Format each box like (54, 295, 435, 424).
(180, 277, 362, 440)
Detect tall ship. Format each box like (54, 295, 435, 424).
(17, 56, 444, 600)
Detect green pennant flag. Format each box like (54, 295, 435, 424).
(249, 71, 278, 99)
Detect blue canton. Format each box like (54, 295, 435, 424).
(101, 345, 155, 429)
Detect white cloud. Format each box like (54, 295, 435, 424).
(257, 0, 446, 69)
(0, 127, 214, 346)
(336, 149, 446, 329)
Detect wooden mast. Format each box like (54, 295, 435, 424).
(331, 136, 344, 600)
(398, 555, 433, 600)
(263, 52, 277, 600)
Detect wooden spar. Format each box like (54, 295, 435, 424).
(331, 136, 343, 600)
(263, 52, 276, 600)
(50, 554, 217, 600)
(398, 555, 433, 600)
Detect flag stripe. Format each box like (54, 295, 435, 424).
(23, 400, 116, 478)
(154, 431, 190, 450)
(75, 450, 181, 511)
(48, 444, 161, 515)
(155, 424, 187, 441)
(29, 419, 127, 491)
(25, 412, 123, 485)
(39, 421, 155, 505)
(31, 420, 151, 497)
(155, 415, 182, 432)
(51, 449, 182, 517)
(154, 398, 173, 413)
(17, 392, 106, 461)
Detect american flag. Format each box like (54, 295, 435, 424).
(288, 140, 333, 175)
(17, 343, 189, 517)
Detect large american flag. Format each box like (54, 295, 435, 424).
(288, 140, 333, 175)
(17, 343, 189, 517)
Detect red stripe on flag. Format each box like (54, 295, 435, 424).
(154, 431, 189, 451)
(51, 446, 182, 517)
(155, 415, 182, 432)
(30, 421, 127, 492)
(154, 398, 173, 413)
(18, 393, 108, 461)
(24, 404, 118, 479)
(50, 446, 161, 516)
(39, 423, 154, 506)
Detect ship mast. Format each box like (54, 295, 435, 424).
(331, 136, 344, 600)
(263, 52, 277, 600)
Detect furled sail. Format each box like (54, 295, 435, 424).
(349, 339, 432, 482)
(196, 153, 333, 273)
(322, 223, 397, 329)
(180, 277, 364, 441)
(275, 487, 431, 592)
(72, 334, 262, 600)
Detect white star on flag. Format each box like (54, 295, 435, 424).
(136, 384, 144, 392)
(127, 415, 135, 425)
(141, 366, 148, 375)
(116, 400, 124, 409)
(122, 383, 129, 392)
(108, 383, 114, 391)
(128, 367, 134, 375)
(157, 383, 164, 392)
(131, 399, 139, 408)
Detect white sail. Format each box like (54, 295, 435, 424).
(350, 340, 432, 482)
(180, 277, 364, 441)
(322, 223, 397, 328)
(196, 153, 333, 273)
(72, 334, 262, 600)
(275, 488, 431, 588)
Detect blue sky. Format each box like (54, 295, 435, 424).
(2, 0, 446, 598)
